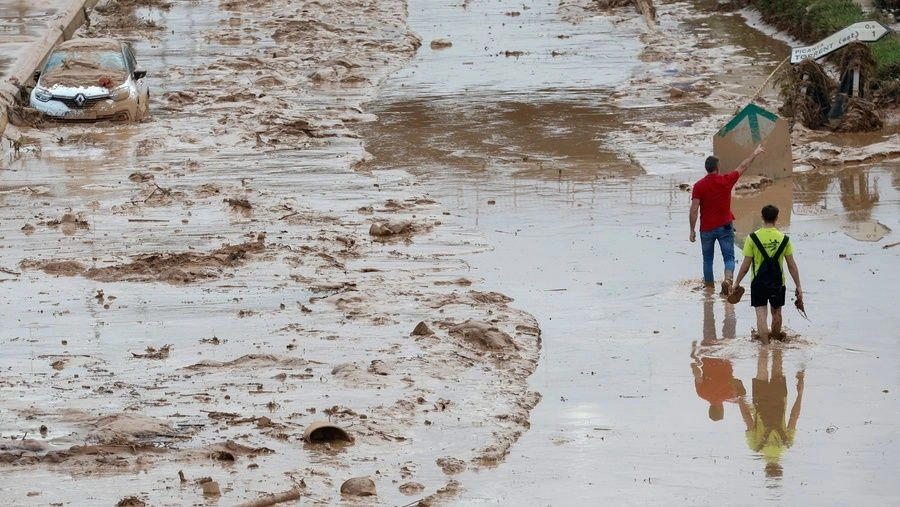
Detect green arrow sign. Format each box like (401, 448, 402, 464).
(717, 103, 779, 145)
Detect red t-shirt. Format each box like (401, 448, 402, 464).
(695, 357, 737, 405)
(692, 171, 741, 232)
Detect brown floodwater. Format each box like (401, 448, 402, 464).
(358, 0, 900, 504)
(1, 0, 898, 505)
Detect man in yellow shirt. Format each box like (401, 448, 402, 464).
(732, 205, 802, 344)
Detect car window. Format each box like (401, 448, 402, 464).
(43, 49, 127, 72)
(124, 45, 138, 71)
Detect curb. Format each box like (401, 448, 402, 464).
(1, 0, 100, 143)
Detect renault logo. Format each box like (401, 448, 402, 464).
(74, 93, 86, 107)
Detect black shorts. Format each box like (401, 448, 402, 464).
(750, 285, 786, 308)
(752, 376, 788, 427)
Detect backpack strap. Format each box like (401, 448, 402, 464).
(773, 235, 789, 259)
(749, 233, 770, 260)
(749, 232, 789, 261)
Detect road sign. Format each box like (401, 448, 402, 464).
(790, 21, 892, 64)
(714, 103, 792, 180)
(717, 103, 778, 145)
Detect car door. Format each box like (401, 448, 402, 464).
(124, 43, 149, 115)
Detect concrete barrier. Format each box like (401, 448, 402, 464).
(1, 0, 100, 143)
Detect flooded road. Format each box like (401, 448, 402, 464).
(2, 1, 540, 505)
(359, 0, 900, 504)
(0, 0, 898, 505)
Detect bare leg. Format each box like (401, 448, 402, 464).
(755, 305, 770, 344)
(757, 346, 769, 380)
(723, 302, 736, 340)
(771, 306, 784, 340)
(772, 347, 783, 379)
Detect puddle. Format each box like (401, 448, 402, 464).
(357, 0, 900, 504)
(1, 0, 898, 504)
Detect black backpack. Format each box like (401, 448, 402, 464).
(749, 233, 789, 291)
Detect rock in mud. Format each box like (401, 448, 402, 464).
(116, 496, 146, 507)
(201, 480, 221, 497)
(399, 482, 425, 494)
(340, 476, 376, 497)
(449, 321, 517, 351)
(330, 362, 359, 376)
(436, 456, 467, 475)
(411, 321, 434, 336)
(417, 480, 462, 505)
(369, 220, 415, 237)
(430, 38, 452, 49)
(669, 87, 685, 99)
(87, 413, 178, 445)
(367, 359, 391, 375)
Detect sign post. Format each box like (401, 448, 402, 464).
(713, 103, 791, 180)
(714, 104, 794, 236)
(790, 21, 892, 64)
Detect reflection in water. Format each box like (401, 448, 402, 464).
(738, 347, 805, 479)
(839, 168, 879, 221)
(732, 177, 793, 242)
(794, 171, 830, 207)
(362, 95, 646, 180)
(690, 291, 742, 421)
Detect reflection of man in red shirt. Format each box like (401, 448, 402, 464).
(691, 344, 743, 421)
(690, 295, 743, 421)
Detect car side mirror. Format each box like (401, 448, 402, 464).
(133, 70, 146, 80)
(33, 70, 41, 82)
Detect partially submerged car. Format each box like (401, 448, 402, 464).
(30, 38, 149, 121)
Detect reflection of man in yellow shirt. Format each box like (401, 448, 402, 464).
(738, 347, 805, 477)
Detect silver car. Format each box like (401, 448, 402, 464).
(30, 38, 149, 121)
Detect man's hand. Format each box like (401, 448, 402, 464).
(690, 230, 696, 243)
(735, 144, 767, 176)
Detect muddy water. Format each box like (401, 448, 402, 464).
(0, 0, 898, 505)
(0, 1, 542, 505)
(0, 1, 64, 79)
(359, 0, 900, 505)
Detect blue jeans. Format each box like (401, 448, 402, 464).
(700, 222, 735, 283)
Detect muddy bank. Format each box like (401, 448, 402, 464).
(602, 1, 900, 175)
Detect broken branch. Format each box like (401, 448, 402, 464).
(232, 488, 303, 507)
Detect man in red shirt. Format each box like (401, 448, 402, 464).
(689, 144, 766, 293)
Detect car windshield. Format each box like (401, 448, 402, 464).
(44, 49, 125, 73)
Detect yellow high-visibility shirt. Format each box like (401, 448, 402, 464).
(743, 227, 793, 282)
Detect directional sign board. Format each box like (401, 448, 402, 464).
(791, 21, 892, 63)
(713, 103, 792, 180)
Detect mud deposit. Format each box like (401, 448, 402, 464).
(1, 0, 899, 506)
(356, 0, 900, 505)
(0, 1, 540, 505)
